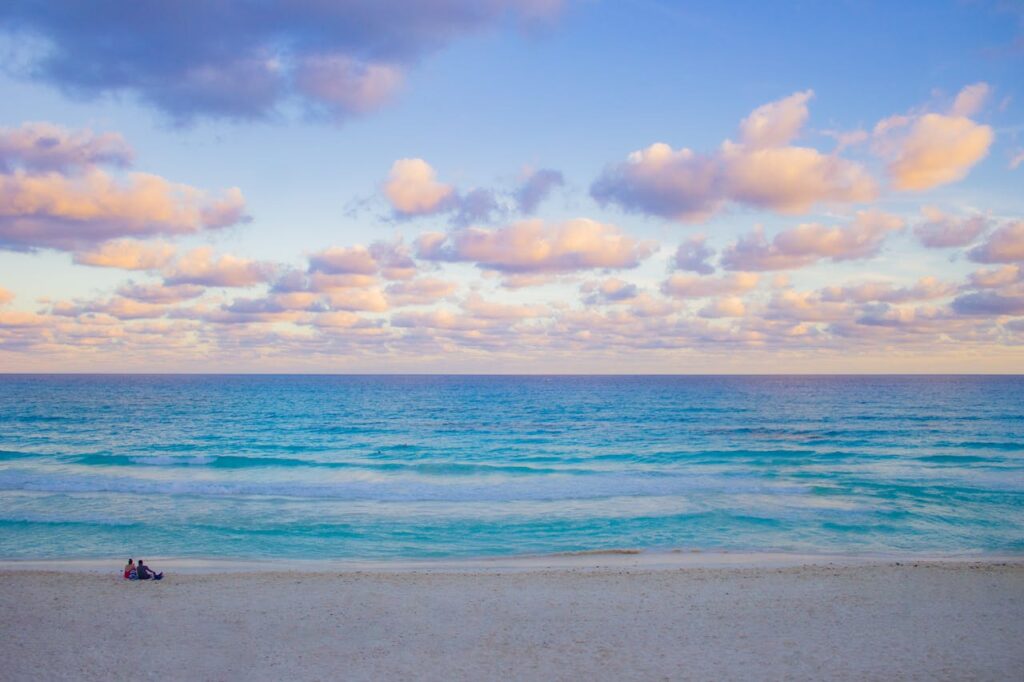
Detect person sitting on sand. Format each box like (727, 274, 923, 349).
(123, 558, 136, 580)
(136, 559, 163, 581)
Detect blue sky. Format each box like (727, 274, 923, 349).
(0, 1, 1021, 372)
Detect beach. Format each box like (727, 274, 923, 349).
(2, 557, 1022, 681)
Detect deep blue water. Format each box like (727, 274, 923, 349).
(0, 375, 1022, 560)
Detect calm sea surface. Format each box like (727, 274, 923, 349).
(0, 375, 1021, 560)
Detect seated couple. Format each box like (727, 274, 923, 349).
(123, 558, 163, 580)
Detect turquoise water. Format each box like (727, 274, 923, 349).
(0, 375, 1022, 560)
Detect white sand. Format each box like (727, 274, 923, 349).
(2, 558, 1022, 681)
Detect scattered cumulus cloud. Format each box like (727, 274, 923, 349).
(416, 218, 656, 275)
(721, 211, 904, 271)
(968, 220, 1024, 263)
(515, 168, 564, 213)
(913, 206, 989, 248)
(73, 239, 176, 270)
(0, 123, 247, 252)
(672, 236, 715, 275)
(591, 90, 877, 222)
(163, 247, 277, 287)
(873, 83, 994, 191)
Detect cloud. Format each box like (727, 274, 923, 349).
(968, 220, 1024, 264)
(591, 91, 877, 222)
(385, 278, 458, 306)
(0, 1, 564, 123)
(699, 297, 746, 318)
(721, 211, 903, 271)
(307, 239, 417, 281)
(820, 277, 955, 304)
(913, 206, 989, 248)
(0, 287, 13, 305)
(117, 281, 206, 304)
(309, 245, 379, 275)
(384, 158, 456, 216)
(874, 84, 993, 191)
(672, 235, 715, 275)
(51, 296, 167, 320)
(952, 291, 1024, 316)
(416, 218, 656, 274)
(661, 272, 759, 299)
(967, 265, 1021, 289)
(294, 55, 403, 119)
(73, 239, 176, 270)
(326, 288, 389, 312)
(515, 168, 564, 213)
(950, 82, 991, 117)
(461, 293, 546, 320)
(1011, 149, 1024, 171)
(0, 123, 247, 252)
(0, 122, 132, 172)
(163, 247, 276, 287)
(581, 278, 640, 305)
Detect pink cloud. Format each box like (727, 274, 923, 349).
(591, 91, 877, 222)
(721, 211, 904, 271)
(874, 84, 993, 191)
(308, 245, 379, 275)
(461, 293, 547, 320)
(307, 240, 417, 281)
(820, 277, 955, 304)
(295, 55, 403, 119)
(385, 278, 458, 306)
(581, 277, 640, 305)
(416, 218, 656, 274)
(326, 288, 389, 312)
(661, 272, 759, 298)
(73, 239, 176, 270)
(698, 296, 747, 318)
(52, 296, 167, 320)
(384, 158, 456, 216)
(0, 122, 133, 173)
(163, 247, 276, 287)
(0, 122, 248, 253)
(913, 207, 989, 248)
(968, 220, 1024, 264)
(967, 265, 1021, 289)
(117, 281, 206, 304)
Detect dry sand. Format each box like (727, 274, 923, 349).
(2, 559, 1022, 681)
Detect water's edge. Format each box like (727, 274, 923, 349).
(3, 549, 1023, 575)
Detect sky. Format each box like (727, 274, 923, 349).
(0, 0, 1022, 373)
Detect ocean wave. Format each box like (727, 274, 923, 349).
(0, 469, 810, 502)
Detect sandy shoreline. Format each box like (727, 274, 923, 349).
(2, 559, 1022, 681)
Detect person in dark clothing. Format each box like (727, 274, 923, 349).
(136, 559, 163, 580)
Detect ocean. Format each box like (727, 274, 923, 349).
(0, 375, 1021, 561)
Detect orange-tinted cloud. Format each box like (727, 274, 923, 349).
(384, 158, 456, 216)
(721, 211, 904, 271)
(0, 123, 248, 251)
(874, 84, 993, 191)
(661, 272, 759, 298)
(0, 287, 13, 306)
(416, 218, 656, 274)
(968, 220, 1024, 263)
(73, 239, 176, 270)
(591, 91, 876, 221)
(163, 247, 276, 287)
